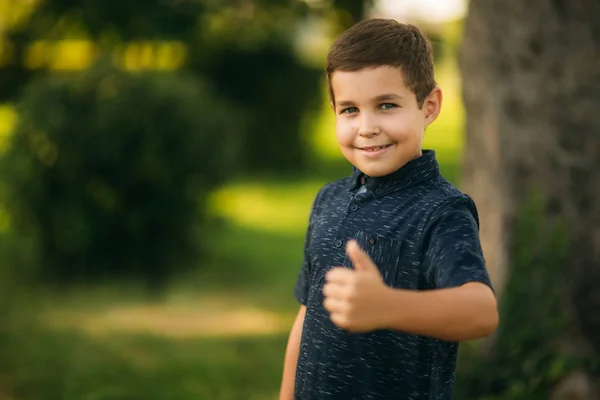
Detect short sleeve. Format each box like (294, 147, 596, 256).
(293, 188, 323, 305)
(420, 195, 493, 291)
(294, 225, 312, 305)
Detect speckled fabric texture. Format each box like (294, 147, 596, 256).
(294, 150, 492, 400)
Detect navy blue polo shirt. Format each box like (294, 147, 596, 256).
(293, 150, 492, 400)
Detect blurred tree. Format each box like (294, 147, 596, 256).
(0, 0, 379, 289)
(1, 62, 239, 293)
(459, 0, 600, 398)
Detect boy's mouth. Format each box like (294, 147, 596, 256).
(358, 144, 393, 152)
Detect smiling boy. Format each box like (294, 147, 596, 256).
(279, 19, 498, 400)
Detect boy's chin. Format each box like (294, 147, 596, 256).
(353, 164, 398, 178)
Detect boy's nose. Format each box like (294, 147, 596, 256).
(357, 115, 381, 138)
(358, 112, 381, 138)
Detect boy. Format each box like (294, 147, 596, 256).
(279, 19, 498, 400)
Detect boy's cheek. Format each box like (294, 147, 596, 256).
(335, 125, 356, 146)
(335, 118, 349, 133)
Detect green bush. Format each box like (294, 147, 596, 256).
(0, 63, 240, 291)
(199, 44, 323, 172)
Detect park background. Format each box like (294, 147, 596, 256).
(0, 0, 598, 399)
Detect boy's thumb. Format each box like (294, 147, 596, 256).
(346, 240, 378, 273)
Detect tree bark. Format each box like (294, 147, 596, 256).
(460, 0, 600, 398)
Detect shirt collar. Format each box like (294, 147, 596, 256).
(349, 149, 440, 197)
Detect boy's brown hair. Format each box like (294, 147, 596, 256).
(326, 19, 436, 108)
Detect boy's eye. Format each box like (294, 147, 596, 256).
(341, 107, 359, 114)
(379, 103, 397, 110)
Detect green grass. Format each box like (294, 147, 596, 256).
(0, 324, 288, 400)
(1, 224, 304, 400)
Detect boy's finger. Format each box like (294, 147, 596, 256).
(323, 297, 345, 313)
(346, 240, 378, 272)
(322, 282, 347, 298)
(325, 267, 354, 283)
(329, 313, 351, 330)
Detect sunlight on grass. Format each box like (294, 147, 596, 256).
(0, 104, 15, 233)
(44, 300, 294, 339)
(208, 180, 324, 236)
(0, 103, 16, 154)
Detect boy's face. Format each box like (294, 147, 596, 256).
(330, 66, 441, 177)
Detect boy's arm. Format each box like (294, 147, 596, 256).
(323, 241, 498, 341)
(382, 281, 497, 341)
(280, 186, 322, 398)
(279, 305, 306, 400)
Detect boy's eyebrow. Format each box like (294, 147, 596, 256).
(336, 93, 403, 108)
(336, 100, 356, 108)
(374, 93, 403, 101)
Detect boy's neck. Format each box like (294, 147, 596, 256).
(349, 150, 439, 197)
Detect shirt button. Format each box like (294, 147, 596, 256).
(350, 203, 358, 212)
(375, 188, 382, 195)
(334, 239, 343, 248)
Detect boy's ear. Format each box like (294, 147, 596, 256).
(424, 87, 442, 127)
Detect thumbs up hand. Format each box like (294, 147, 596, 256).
(322, 240, 392, 333)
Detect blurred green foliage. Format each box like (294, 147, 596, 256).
(0, 62, 239, 290)
(201, 44, 322, 171)
(0, 0, 373, 290)
(0, 0, 332, 172)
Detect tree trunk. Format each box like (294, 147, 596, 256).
(460, 0, 600, 398)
